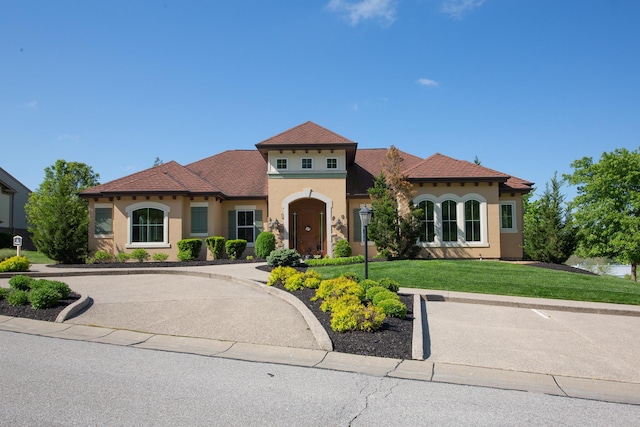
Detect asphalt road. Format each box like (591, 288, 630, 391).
(2, 332, 639, 426)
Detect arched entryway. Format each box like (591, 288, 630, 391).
(289, 198, 327, 257)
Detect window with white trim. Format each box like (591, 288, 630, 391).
(276, 158, 288, 170)
(126, 202, 170, 248)
(442, 200, 458, 242)
(500, 202, 516, 232)
(301, 158, 313, 169)
(465, 200, 481, 242)
(237, 210, 255, 243)
(326, 158, 338, 169)
(418, 200, 435, 242)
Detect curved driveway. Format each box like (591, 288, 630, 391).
(50, 273, 321, 350)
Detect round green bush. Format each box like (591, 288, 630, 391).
(7, 289, 29, 306)
(365, 286, 388, 301)
(0, 288, 10, 300)
(372, 290, 400, 306)
(266, 248, 302, 267)
(334, 239, 352, 258)
(29, 286, 61, 309)
(130, 248, 150, 262)
(93, 250, 114, 263)
(255, 232, 276, 259)
(358, 279, 380, 294)
(8, 275, 34, 291)
(376, 298, 407, 318)
(378, 278, 400, 293)
(43, 280, 71, 299)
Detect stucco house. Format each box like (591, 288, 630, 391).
(80, 121, 533, 260)
(0, 166, 33, 249)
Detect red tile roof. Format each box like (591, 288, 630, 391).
(256, 121, 355, 146)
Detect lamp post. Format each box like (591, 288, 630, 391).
(359, 206, 372, 279)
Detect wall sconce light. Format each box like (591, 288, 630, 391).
(334, 218, 343, 229)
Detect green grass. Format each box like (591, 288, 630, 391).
(0, 249, 55, 264)
(313, 260, 640, 305)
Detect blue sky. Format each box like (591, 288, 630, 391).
(2, 1, 639, 200)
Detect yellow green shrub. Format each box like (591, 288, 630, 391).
(0, 256, 29, 272)
(267, 266, 298, 286)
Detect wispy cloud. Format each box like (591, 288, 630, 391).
(440, 0, 486, 19)
(416, 78, 439, 87)
(25, 100, 38, 109)
(327, 0, 397, 26)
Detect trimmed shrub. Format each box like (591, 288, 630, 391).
(359, 279, 379, 294)
(9, 275, 34, 291)
(255, 232, 276, 258)
(206, 236, 225, 260)
(130, 249, 150, 262)
(365, 285, 388, 301)
(378, 278, 400, 293)
(334, 239, 352, 258)
(372, 290, 400, 306)
(267, 266, 298, 286)
(177, 238, 203, 261)
(331, 299, 386, 332)
(305, 255, 364, 267)
(226, 239, 247, 260)
(29, 286, 61, 309)
(339, 272, 360, 283)
(377, 299, 407, 318)
(0, 288, 10, 300)
(266, 248, 302, 267)
(43, 280, 71, 299)
(7, 289, 29, 306)
(314, 277, 365, 312)
(152, 253, 169, 262)
(0, 232, 12, 249)
(0, 256, 29, 272)
(93, 250, 114, 263)
(284, 272, 306, 291)
(116, 252, 131, 263)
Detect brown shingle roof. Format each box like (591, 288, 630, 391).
(347, 148, 425, 195)
(186, 150, 268, 198)
(81, 161, 221, 196)
(405, 153, 511, 181)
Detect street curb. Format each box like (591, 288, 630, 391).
(55, 294, 91, 323)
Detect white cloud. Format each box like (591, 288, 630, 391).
(440, 0, 486, 19)
(416, 78, 439, 87)
(327, 0, 397, 26)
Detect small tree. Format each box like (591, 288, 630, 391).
(367, 147, 421, 259)
(25, 160, 100, 264)
(523, 173, 577, 264)
(565, 148, 640, 281)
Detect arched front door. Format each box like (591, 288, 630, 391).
(289, 198, 327, 257)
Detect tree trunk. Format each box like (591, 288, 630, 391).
(632, 263, 637, 282)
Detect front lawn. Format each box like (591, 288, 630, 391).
(0, 249, 54, 264)
(313, 260, 640, 305)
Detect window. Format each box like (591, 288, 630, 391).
(191, 205, 208, 235)
(132, 208, 164, 243)
(237, 210, 255, 243)
(418, 200, 435, 242)
(500, 202, 516, 232)
(276, 158, 288, 170)
(326, 158, 338, 169)
(442, 200, 458, 242)
(94, 206, 112, 236)
(465, 200, 481, 242)
(301, 158, 313, 169)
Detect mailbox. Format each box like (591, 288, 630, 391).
(13, 235, 23, 247)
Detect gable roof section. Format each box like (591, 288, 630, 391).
(347, 148, 425, 196)
(186, 150, 268, 198)
(256, 121, 358, 165)
(81, 161, 222, 197)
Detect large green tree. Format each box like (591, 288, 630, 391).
(26, 160, 100, 264)
(523, 173, 577, 264)
(367, 147, 422, 259)
(565, 148, 640, 281)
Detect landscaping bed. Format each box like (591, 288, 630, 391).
(0, 292, 80, 322)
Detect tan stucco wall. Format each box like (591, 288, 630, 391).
(499, 194, 525, 260)
(215, 199, 268, 259)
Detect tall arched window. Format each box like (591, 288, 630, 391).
(418, 200, 435, 242)
(465, 200, 481, 242)
(126, 202, 170, 248)
(442, 200, 457, 242)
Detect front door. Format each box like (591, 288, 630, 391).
(289, 199, 326, 257)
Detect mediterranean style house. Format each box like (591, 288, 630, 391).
(80, 121, 533, 260)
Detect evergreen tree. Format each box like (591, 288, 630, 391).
(25, 160, 100, 264)
(523, 173, 577, 264)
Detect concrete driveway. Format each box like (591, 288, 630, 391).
(47, 274, 321, 350)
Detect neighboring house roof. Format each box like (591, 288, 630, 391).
(80, 123, 533, 199)
(81, 161, 223, 197)
(256, 121, 358, 165)
(0, 166, 31, 193)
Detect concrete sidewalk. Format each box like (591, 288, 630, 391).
(1, 262, 639, 406)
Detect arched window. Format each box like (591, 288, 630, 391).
(442, 200, 457, 242)
(418, 200, 435, 242)
(465, 200, 481, 242)
(126, 202, 170, 248)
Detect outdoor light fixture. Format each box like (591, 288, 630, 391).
(335, 218, 343, 229)
(359, 206, 372, 279)
(271, 219, 280, 230)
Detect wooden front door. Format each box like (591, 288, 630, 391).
(289, 199, 326, 257)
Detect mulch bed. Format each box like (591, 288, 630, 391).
(0, 293, 81, 322)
